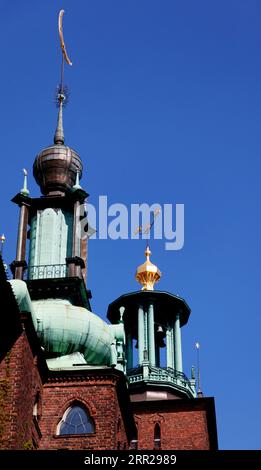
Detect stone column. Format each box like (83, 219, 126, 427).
(126, 332, 133, 370)
(148, 303, 156, 367)
(155, 345, 160, 367)
(170, 326, 175, 370)
(166, 327, 173, 369)
(67, 199, 85, 278)
(73, 200, 81, 275)
(138, 305, 145, 366)
(174, 312, 183, 372)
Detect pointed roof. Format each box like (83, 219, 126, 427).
(33, 91, 82, 196)
(54, 93, 65, 145)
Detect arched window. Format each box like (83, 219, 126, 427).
(154, 423, 161, 449)
(57, 405, 95, 435)
(33, 392, 41, 420)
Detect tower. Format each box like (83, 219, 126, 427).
(8, 88, 135, 450)
(107, 246, 218, 450)
(11, 91, 87, 284)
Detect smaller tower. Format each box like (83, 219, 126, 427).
(107, 246, 218, 450)
(108, 245, 196, 400)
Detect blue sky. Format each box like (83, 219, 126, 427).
(0, 0, 260, 449)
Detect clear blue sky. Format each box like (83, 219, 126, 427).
(0, 0, 260, 450)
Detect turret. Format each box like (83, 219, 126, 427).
(107, 246, 196, 399)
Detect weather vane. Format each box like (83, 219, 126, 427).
(134, 208, 161, 246)
(56, 10, 72, 106)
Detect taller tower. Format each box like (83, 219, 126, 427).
(11, 91, 87, 284)
(10, 84, 127, 369)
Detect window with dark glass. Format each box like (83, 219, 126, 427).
(58, 405, 95, 435)
(154, 423, 161, 449)
(33, 391, 41, 420)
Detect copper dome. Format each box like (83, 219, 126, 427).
(33, 144, 83, 196)
(33, 94, 83, 196)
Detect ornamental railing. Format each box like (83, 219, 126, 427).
(27, 264, 67, 280)
(127, 365, 195, 396)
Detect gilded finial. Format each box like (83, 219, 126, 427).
(135, 245, 161, 291)
(20, 169, 29, 196)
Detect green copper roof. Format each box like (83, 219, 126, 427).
(33, 298, 124, 366)
(107, 290, 191, 327)
(9, 280, 125, 369)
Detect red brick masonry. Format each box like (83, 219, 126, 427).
(39, 368, 135, 450)
(133, 397, 218, 450)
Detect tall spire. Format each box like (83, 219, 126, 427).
(33, 11, 82, 196)
(53, 10, 72, 146)
(54, 93, 65, 145)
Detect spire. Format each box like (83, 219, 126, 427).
(20, 169, 29, 196)
(135, 245, 162, 290)
(54, 93, 65, 145)
(53, 10, 72, 146)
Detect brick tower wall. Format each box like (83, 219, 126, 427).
(0, 271, 46, 450)
(0, 330, 44, 450)
(133, 398, 218, 450)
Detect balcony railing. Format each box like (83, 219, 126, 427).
(28, 264, 67, 280)
(127, 365, 196, 397)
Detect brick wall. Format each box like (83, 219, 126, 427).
(0, 331, 43, 449)
(133, 398, 218, 450)
(39, 371, 130, 450)
(135, 409, 209, 450)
